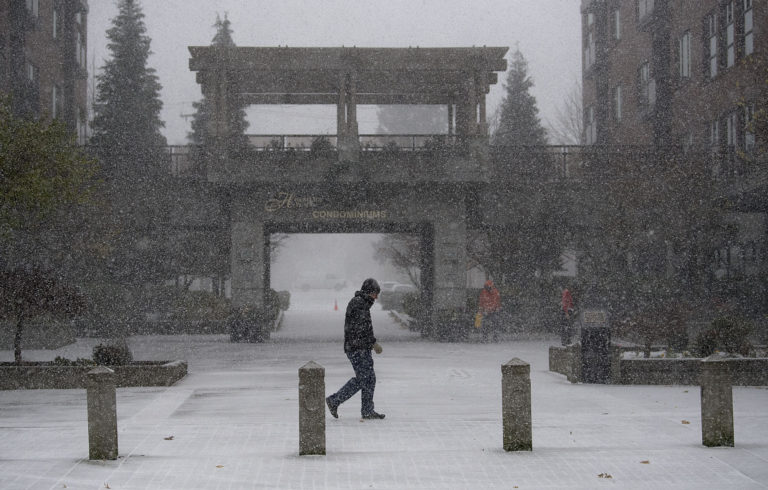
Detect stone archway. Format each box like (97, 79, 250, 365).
(188, 46, 508, 337)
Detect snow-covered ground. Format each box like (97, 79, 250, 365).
(1, 290, 767, 489)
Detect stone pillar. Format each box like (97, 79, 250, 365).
(610, 345, 622, 384)
(501, 358, 532, 451)
(347, 74, 358, 140)
(476, 72, 488, 137)
(337, 75, 346, 145)
(87, 366, 118, 460)
(432, 208, 467, 312)
(337, 72, 359, 161)
(566, 344, 581, 383)
(230, 199, 265, 309)
(211, 63, 231, 139)
(299, 361, 326, 456)
(455, 75, 477, 139)
(701, 356, 734, 447)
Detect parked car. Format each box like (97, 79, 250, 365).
(295, 273, 347, 291)
(379, 283, 417, 311)
(378, 281, 400, 294)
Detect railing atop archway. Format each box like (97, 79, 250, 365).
(158, 141, 764, 190)
(246, 134, 459, 152)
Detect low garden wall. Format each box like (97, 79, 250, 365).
(549, 345, 768, 386)
(0, 360, 188, 390)
(620, 357, 768, 386)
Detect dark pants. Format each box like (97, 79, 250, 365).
(328, 349, 376, 415)
(482, 311, 500, 341)
(560, 312, 574, 346)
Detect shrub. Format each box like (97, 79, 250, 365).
(693, 316, 753, 357)
(53, 356, 95, 367)
(310, 136, 334, 157)
(382, 140, 400, 156)
(169, 289, 232, 322)
(93, 342, 133, 366)
(626, 302, 689, 357)
(276, 290, 291, 311)
(228, 306, 270, 342)
(402, 291, 425, 320)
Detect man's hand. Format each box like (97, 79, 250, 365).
(373, 343, 383, 354)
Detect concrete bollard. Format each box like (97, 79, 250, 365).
(87, 366, 118, 460)
(501, 358, 532, 451)
(700, 355, 734, 447)
(299, 361, 326, 456)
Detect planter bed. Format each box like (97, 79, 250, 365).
(549, 345, 768, 386)
(620, 357, 768, 386)
(0, 360, 187, 390)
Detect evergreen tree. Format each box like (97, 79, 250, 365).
(91, 0, 166, 161)
(492, 49, 548, 146)
(188, 14, 249, 151)
(88, 0, 172, 294)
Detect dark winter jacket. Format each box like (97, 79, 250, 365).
(343, 291, 377, 353)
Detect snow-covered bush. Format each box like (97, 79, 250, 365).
(693, 316, 753, 357)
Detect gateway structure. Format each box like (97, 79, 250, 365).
(187, 46, 508, 334)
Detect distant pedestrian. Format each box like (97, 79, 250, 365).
(477, 280, 502, 342)
(326, 278, 385, 420)
(560, 286, 575, 345)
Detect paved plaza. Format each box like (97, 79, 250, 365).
(1, 291, 767, 489)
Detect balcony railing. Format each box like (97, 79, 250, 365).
(245, 134, 458, 151)
(83, 141, 764, 191)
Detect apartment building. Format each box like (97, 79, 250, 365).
(581, 0, 764, 152)
(581, 0, 766, 286)
(0, 0, 88, 143)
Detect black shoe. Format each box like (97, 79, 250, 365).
(326, 397, 338, 419)
(362, 411, 385, 420)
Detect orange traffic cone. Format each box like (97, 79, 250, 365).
(334, 299, 338, 311)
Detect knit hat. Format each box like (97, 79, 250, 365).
(361, 278, 381, 295)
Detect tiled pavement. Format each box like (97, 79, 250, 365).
(1, 307, 767, 489)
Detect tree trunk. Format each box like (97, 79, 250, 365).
(13, 314, 24, 364)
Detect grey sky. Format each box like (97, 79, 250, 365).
(87, 0, 582, 144)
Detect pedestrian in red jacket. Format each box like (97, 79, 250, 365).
(478, 280, 502, 342)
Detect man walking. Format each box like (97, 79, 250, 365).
(326, 278, 385, 420)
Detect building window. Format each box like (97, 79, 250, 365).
(613, 85, 622, 121)
(26, 0, 39, 17)
(612, 9, 621, 40)
(76, 31, 86, 68)
(679, 31, 691, 79)
(585, 106, 596, 145)
(725, 2, 735, 68)
(681, 133, 693, 153)
(76, 108, 87, 144)
(26, 61, 37, 82)
(585, 30, 596, 69)
(744, 103, 755, 152)
(706, 12, 718, 79)
(744, 0, 754, 56)
(52, 85, 60, 119)
(710, 120, 720, 149)
(638, 0, 654, 21)
(638, 61, 655, 108)
(726, 112, 738, 149)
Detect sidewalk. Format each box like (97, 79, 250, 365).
(1, 302, 767, 489)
